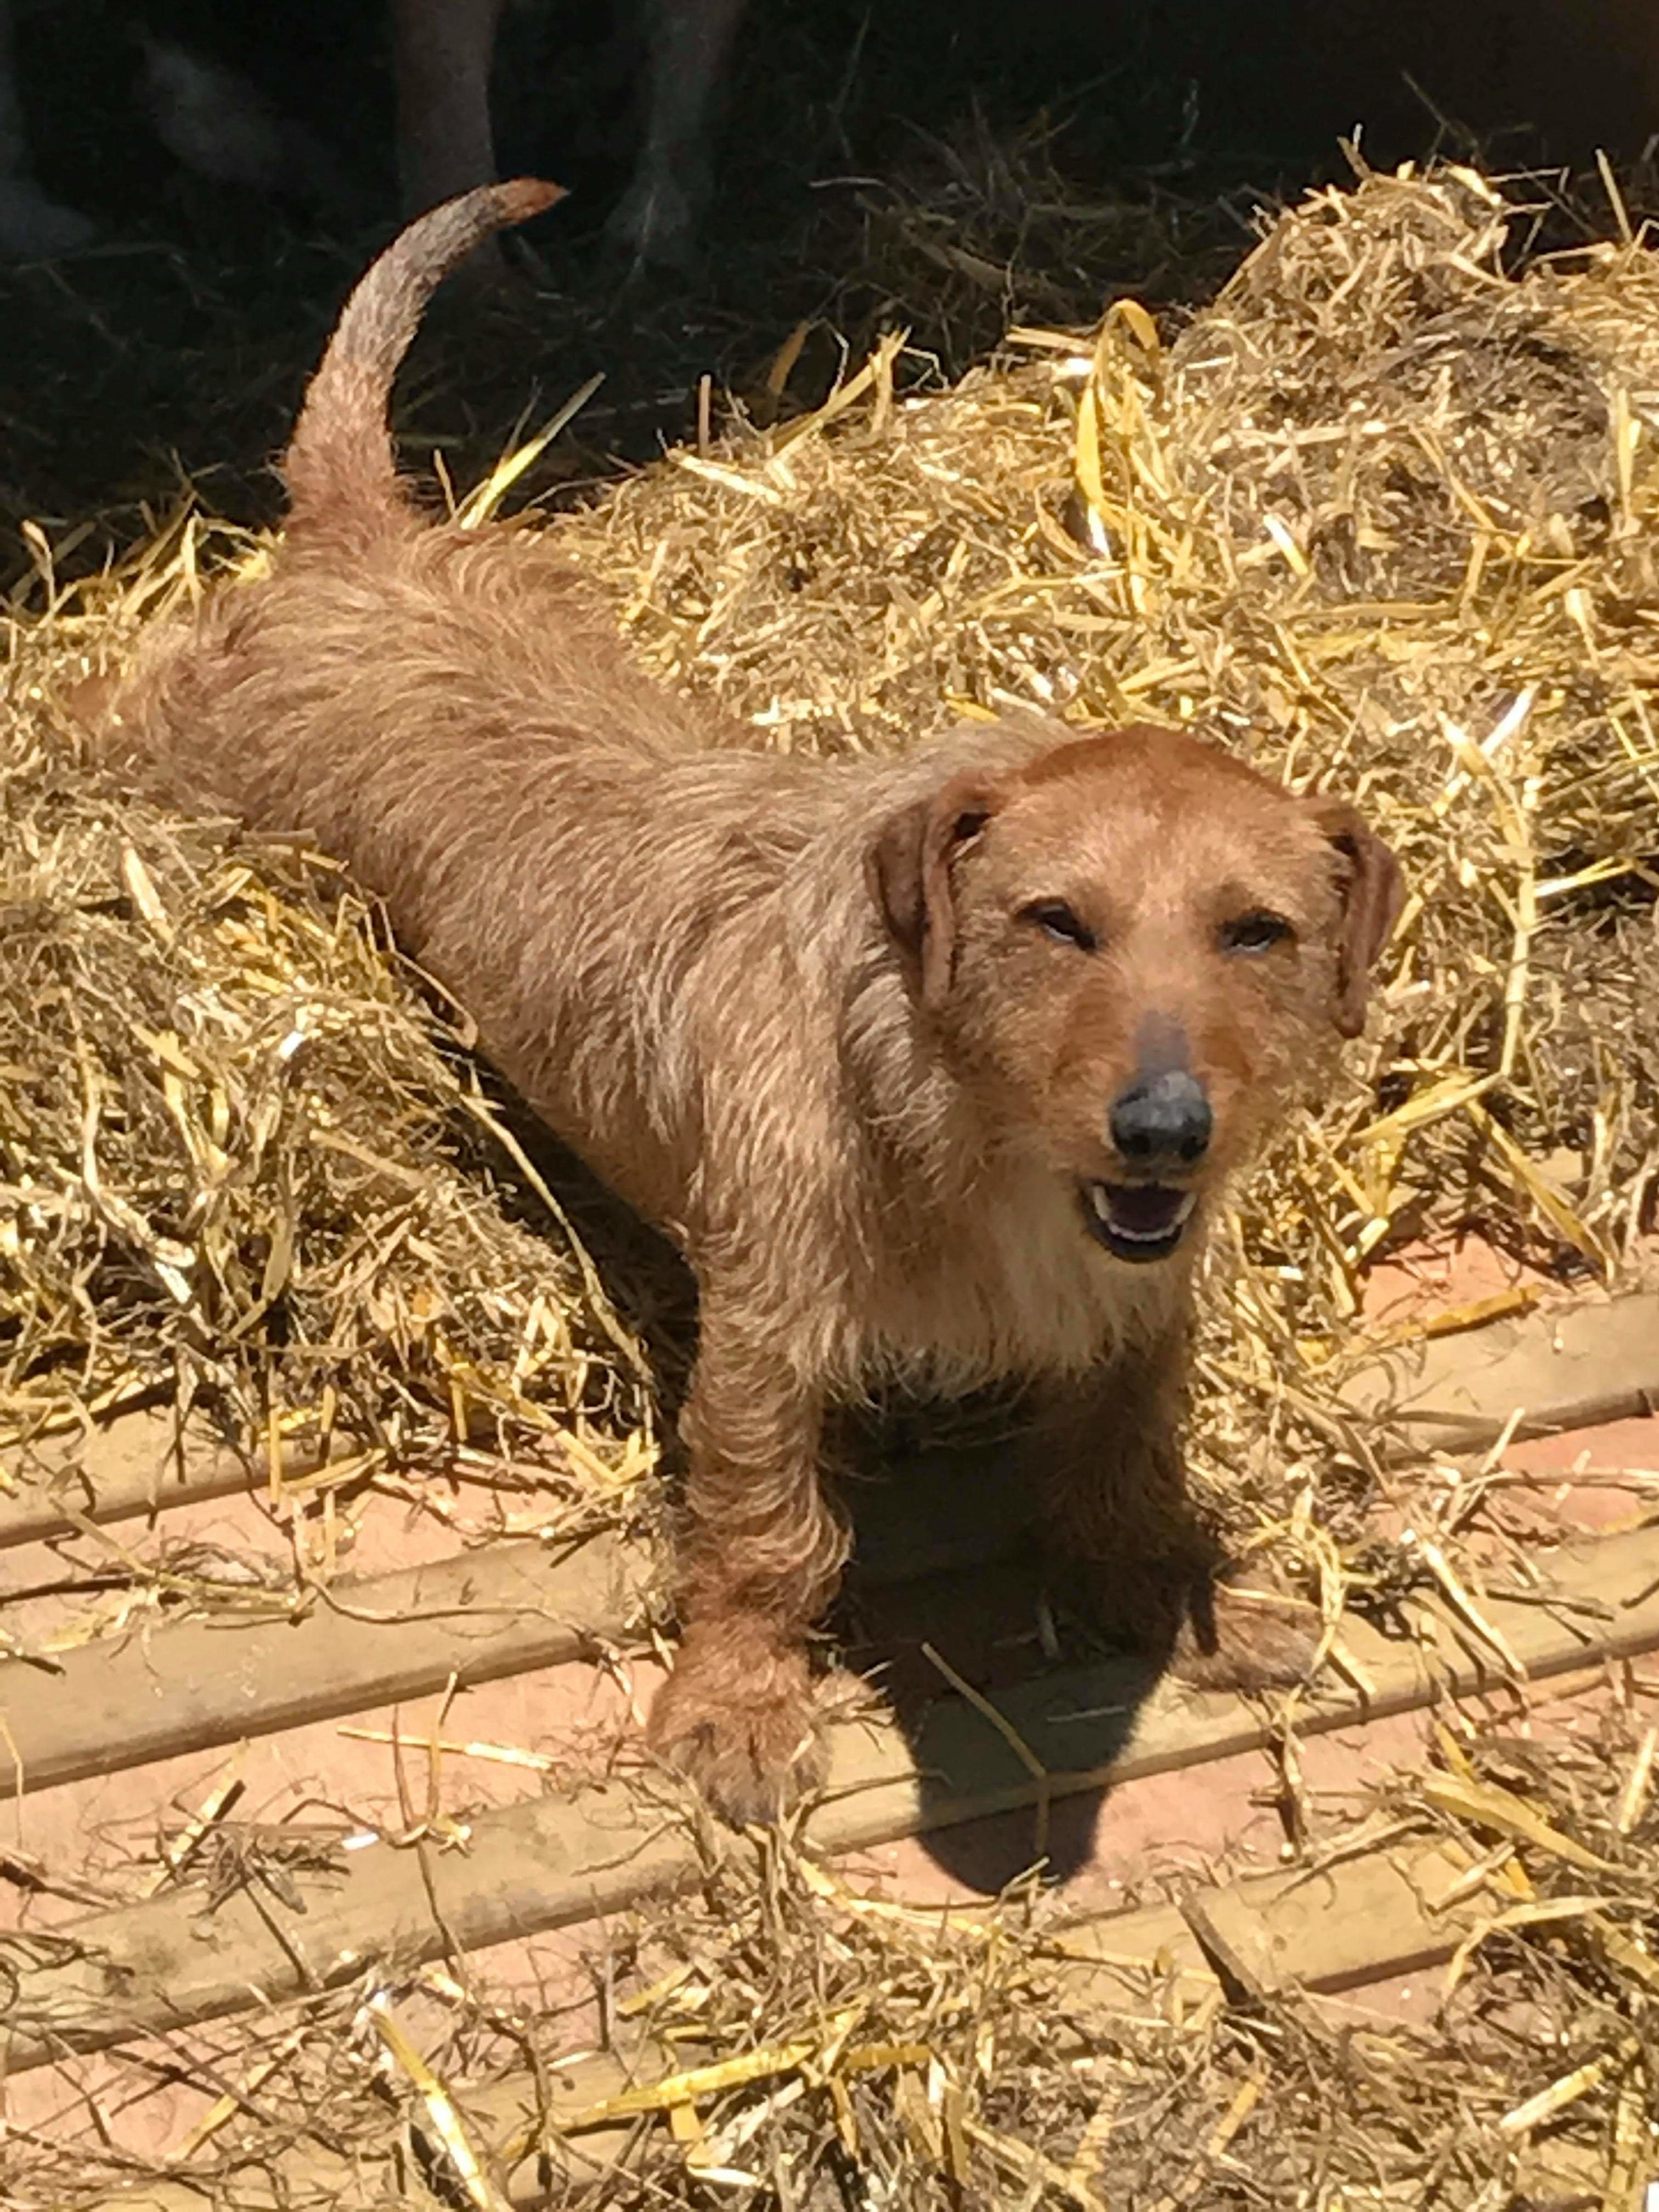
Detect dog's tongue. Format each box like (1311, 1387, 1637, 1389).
(1105, 1184, 1187, 1235)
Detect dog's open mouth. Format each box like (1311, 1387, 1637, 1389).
(1082, 1181, 1197, 1262)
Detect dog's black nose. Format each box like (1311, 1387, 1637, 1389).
(1110, 1070, 1212, 1165)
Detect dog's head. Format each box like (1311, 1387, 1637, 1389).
(869, 723, 1402, 1264)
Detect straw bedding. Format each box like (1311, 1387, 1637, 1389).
(3, 159, 1658, 2205)
(1, 520, 658, 1492)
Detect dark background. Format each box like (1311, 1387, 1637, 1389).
(3, 0, 1656, 577)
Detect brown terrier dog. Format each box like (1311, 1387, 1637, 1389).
(104, 182, 1403, 1825)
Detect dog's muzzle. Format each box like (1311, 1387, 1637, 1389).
(1081, 1070, 1211, 1262)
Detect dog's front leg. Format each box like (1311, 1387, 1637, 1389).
(1031, 1336, 1317, 1686)
(646, 1310, 848, 1825)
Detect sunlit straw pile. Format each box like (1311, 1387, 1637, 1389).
(12, 1691, 1659, 2208)
(493, 1709, 1659, 2207)
(4, 158, 1659, 2209)
(1, 520, 657, 1494)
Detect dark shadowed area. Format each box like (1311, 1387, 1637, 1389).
(4, 0, 1658, 580)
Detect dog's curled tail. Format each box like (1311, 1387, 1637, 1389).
(281, 178, 565, 548)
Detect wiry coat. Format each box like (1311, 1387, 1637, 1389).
(107, 182, 1402, 1822)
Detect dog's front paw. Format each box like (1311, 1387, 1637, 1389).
(1168, 1579, 1321, 1691)
(646, 1623, 826, 1826)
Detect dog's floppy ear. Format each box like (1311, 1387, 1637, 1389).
(1305, 797, 1404, 1038)
(868, 770, 1002, 1006)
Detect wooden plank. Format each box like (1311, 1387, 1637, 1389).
(0, 1531, 646, 1798)
(5, 1776, 697, 2071)
(0, 1407, 273, 1550)
(1341, 1290, 1659, 1452)
(1, 1456, 1026, 1802)
(11, 1285, 1651, 1803)
(1180, 1839, 1482, 2000)
(9, 1520, 1659, 2072)
(1045, 1898, 1221, 2015)
(815, 1515, 1659, 1850)
(13, 1286, 1650, 1551)
(1, 1414, 1041, 1580)
(0, 1409, 574, 1553)
(1046, 1838, 1485, 2017)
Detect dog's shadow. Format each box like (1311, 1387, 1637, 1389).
(832, 1419, 1165, 1892)
(464, 1084, 1164, 1895)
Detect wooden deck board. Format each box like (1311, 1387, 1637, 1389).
(5, 1289, 1655, 1818)
(0, 1409, 270, 1551)
(1181, 1839, 1483, 1999)
(11, 1518, 1659, 2072)
(75, 1837, 1523, 2210)
(84, 2042, 664, 2211)
(1341, 1290, 1659, 1451)
(1046, 1836, 1485, 2013)
(0, 1531, 647, 1798)
(9, 1288, 1654, 1553)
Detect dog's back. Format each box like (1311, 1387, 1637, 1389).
(105, 185, 969, 1248)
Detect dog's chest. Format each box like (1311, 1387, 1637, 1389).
(866, 1161, 1173, 1389)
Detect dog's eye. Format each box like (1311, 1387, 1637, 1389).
(1020, 900, 1097, 952)
(1222, 910, 1293, 955)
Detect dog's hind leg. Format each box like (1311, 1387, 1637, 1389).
(646, 1307, 849, 1825)
(1031, 1336, 1318, 1688)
